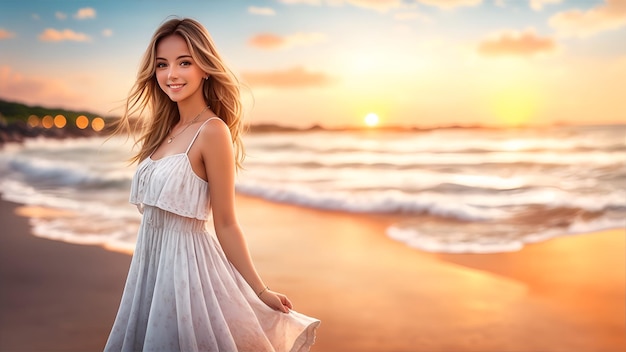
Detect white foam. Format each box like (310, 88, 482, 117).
(22, 213, 139, 252)
(236, 182, 505, 221)
(386, 214, 625, 254)
(3, 154, 130, 188)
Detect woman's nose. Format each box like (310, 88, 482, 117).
(168, 66, 178, 79)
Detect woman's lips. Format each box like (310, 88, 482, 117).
(168, 83, 185, 91)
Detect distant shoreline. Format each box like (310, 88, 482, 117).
(2, 97, 625, 146)
(3, 118, 625, 148)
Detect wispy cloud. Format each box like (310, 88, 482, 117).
(419, 0, 482, 10)
(279, 0, 418, 12)
(39, 28, 91, 42)
(242, 67, 334, 88)
(55, 11, 67, 20)
(0, 65, 85, 108)
(32, 13, 40, 20)
(478, 29, 556, 57)
(102, 29, 113, 37)
(248, 6, 276, 16)
(74, 7, 96, 20)
(0, 29, 16, 40)
(529, 0, 562, 11)
(344, 0, 407, 12)
(279, 0, 321, 4)
(249, 32, 326, 50)
(549, 0, 626, 38)
(394, 11, 430, 22)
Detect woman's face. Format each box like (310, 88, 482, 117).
(155, 34, 206, 104)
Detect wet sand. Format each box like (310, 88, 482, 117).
(1, 195, 625, 351)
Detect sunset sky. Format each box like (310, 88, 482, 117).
(1, 0, 625, 128)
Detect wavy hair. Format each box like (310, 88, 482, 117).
(114, 17, 245, 169)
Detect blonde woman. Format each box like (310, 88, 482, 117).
(104, 18, 319, 351)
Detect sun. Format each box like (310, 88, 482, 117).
(364, 113, 379, 127)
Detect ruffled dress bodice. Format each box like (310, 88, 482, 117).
(129, 153, 210, 220)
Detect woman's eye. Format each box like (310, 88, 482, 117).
(156, 62, 167, 68)
(180, 61, 191, 66)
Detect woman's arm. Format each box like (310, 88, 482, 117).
(199, 119, 292, 313)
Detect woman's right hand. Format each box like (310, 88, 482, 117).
(259, 289, 293, 313)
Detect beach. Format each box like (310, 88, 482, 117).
(1, 194, 624, 352)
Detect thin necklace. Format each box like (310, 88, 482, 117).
(167, 106, 210, 144)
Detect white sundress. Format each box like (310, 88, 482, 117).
(104, 117, 320, 352)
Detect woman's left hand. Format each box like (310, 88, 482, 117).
(259, 290, 293, 313)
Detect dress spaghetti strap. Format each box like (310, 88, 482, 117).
(185, 117, 222, 154)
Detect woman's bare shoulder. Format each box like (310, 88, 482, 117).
(196, 117, 232, 149)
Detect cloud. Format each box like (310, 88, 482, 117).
(32, 13, 40, 20)
(74, 7, 96, 20)
(39, 28, 91, 42)
(0, 29, 16, 40)
(279, 0, 321, 4)
(242, 67, 334, 88)
(279, 0, 415, 12)
(478, 29, 556, 57)
(394, 11, 430, 21)
(248, 6, 276, 15)
(344, 0, 407, 12)
(0, 65, 85, 108)
(418, 0, 482, 10)
(249, 32, 326, 50)
(249, 34, 284, 49)
(549, 0, 626, 38)
(530, 0, 562, 11)
(102, 29, 113, 37)
(55, 11, 67, 20)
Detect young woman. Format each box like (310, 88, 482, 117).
(104, 18, 319, 351)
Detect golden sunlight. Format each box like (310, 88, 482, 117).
(490, 87, 538, 127)
(364, 113, 379, 127)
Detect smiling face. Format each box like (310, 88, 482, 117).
(155, 34, 206, 104)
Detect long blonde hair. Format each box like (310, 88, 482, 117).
(114, 17, 245, 168)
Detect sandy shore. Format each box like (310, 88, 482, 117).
(1, 195, 625, 352)
(0, 199, 131, 351)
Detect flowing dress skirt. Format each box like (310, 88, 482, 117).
(104, 206, 319, 352)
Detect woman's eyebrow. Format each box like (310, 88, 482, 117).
(155, 55, 193, 61)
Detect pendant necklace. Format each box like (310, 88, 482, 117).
(167, 105, 210, 144)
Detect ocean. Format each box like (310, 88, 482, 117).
(0, 124, 624, 254)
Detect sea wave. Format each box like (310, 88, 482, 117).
(387, 211, 625, 254)
(1, 125, 624, 254)
(235, 182, 623, 223)
(0, 154, 130, 189)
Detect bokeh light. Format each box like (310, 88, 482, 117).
(76, 115, 89, 129)
(41, 115, 54, 129)
(91, 117, 105, 132)
(27, 115, 40, 127)
(54, 115, 67, 128)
